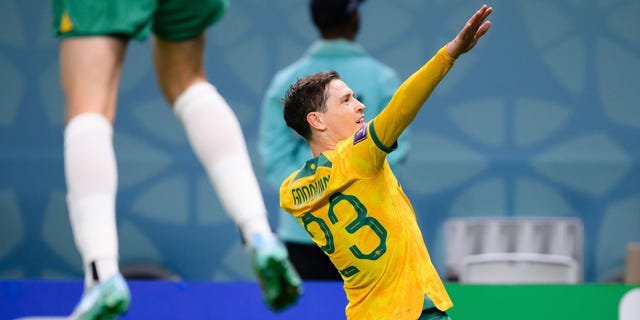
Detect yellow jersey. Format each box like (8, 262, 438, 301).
(280, 45, 454, 320)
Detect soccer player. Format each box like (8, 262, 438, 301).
(279, 5, 492, 320)
(52, 0, 301, 318)
(259, 0, 407, 280)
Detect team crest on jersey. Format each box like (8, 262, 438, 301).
(353, 123, 368, 145)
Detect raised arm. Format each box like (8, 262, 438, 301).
(370, 4, 492, 148)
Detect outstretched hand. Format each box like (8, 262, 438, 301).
(447, 4, 493, 58)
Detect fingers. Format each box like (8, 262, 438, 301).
(446, 4, 493, 58)
(469, 5, 492, 34)
(475, 21, 492, 40)
(459, 5, 492, 43)
(466, 5, 492, 45)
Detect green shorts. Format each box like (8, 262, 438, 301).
(418, 294, 452, 320)
(52, 0, 229, 41)
(418, 308, 451, 320)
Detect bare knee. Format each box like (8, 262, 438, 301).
(152, 35, 207, 105)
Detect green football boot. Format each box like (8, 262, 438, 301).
(250, 233, 303, 312)
(70, 273, 130, 320)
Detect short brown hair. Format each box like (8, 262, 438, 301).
(283, 70, 340, 140)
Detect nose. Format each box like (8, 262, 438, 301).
(356, 99, 365, 111)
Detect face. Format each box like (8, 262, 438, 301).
(317, 79, 366, 142)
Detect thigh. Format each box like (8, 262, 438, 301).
(152, 35, 207, 104)
(153, 0, 229, 41)
(60, 37, 127, 123)
(53, 0, 156, 40)
(151, 0, 229, 103)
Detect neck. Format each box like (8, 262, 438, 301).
(309, 138, 336, 158)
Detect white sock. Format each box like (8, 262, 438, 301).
(174, 82, 273, 244)
(64, 113, 120, 288)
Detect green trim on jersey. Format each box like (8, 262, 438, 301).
(293, 154, 332, 181)
(370, 122, 397, 153)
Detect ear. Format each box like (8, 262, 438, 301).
(307, 111, 326, 131)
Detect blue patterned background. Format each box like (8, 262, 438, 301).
(1, 0, 639, 283)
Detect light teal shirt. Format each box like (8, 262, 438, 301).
(258, 39, 408, 243)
